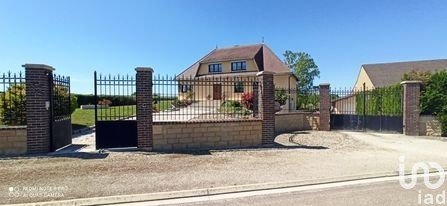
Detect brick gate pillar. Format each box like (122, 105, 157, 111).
(23, 64, 54, 153)
(401, 81, 422, 136)
(319, 83, 331, 131)
(257, 71, 275, 145)
(135, 67, 154, 150)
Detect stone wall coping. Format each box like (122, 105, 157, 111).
(22, 64, 55, 71)
(154, 119, 262, 125)
(319, 83, 330, 87)
(400, 80, 423, 85)
(135, 67, 154, 72)
(0, 126, 27, 130)
(275, 111, 319, 116)
(256, 71, 275, 76)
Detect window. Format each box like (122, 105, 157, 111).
(208, 63, 222, 73)
(234, 82, 244, 93)
(179, 84, 193, 93)
(231, 61, 247, 72)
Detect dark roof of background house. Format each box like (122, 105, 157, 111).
(177, 44, 291, 79)
(362, 59, 447, 88)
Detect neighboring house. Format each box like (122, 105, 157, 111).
(354, 59, 447, 90)
(334, 59, 447, 114)
(176, 43, 298, 110)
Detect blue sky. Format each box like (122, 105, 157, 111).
(1, 0, 446, 94)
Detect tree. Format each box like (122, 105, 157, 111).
(283, 51, 320, 91)
(402, 70, 432, 89)
(420, 71, 447, 136)
(420, 71, 447, 115)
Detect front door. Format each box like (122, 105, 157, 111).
(213, 84, 221, 100)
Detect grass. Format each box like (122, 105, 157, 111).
(71, 101, 173, 131)
(153, 100, 174, 112)
(72, 105, 136, 130)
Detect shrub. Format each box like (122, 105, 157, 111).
(1, 84, 26, 125)
(172, 99, 192, 108)
(219, 100, 250, 115)
(70, 95, 78, 114)
(275, 89, 288, 106)
(98, 99, 112, 106)
(420, 71, 447, 136)
(241, 92, 254, 110)
(296, 91, 319, 111)
(402, 70, 432, 89)
(439, 113, 447, 137)
(74, 94, 137, 106)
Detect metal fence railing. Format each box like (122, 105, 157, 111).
(0, 71, 26, 126)
(51, 74, 71, 122)
(274, 87, 319, 112)
(94, 72, 137, 121)
(331, 85, 402, 116)
(153, 75, 259, 122)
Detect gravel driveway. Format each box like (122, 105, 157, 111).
(1, 131, 446, 204)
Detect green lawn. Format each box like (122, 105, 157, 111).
(71, 105, 136, 130)
(71, 101, 173, 131)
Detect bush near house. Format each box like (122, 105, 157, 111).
(296, 90, 319, 111)
(275, 89, 288, 106)
(241, 92, 254, 110)
(219, 100, 251, 116)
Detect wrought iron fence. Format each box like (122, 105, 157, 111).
(94, 72, 136, 121)
(296, 87, 319, 112)
(274, 87, 319, 112)
(153, 75, 259, 122)
(0, 71, 26, 126)
(51, 74, 71, 121)
(331, 85, 402, 116)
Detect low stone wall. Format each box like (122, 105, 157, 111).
(419, 115, 442, 136)
(275, 111, 320, 133)
(0, 126, 27, 155)
(153, 120, 262, 151)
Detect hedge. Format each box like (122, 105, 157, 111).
(355, 84, 402, 116)
(74, 94, 177, 107)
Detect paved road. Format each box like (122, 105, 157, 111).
(183, 181, 446, 206)
(119, 175, 447, 206)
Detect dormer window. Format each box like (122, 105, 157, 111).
(231, 61, 247, 72)
(208, 63, 222, 73)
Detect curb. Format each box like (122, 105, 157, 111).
(72, 126, 95, 137)
(9, 169, 447, 206)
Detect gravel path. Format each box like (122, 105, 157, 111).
(1, 131, 446, 204)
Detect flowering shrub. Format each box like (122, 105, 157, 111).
(98, 99, 112, 106)
(241, 92, 254, 110)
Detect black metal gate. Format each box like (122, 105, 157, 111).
(94, 71, 137, 149)
(330, 84, 403, 133)
(49, 74, 72, 151)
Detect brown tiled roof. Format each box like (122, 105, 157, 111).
(362, 59, 447, 88)
(194, 71, 258, 79)
(201, 44, 263, 63)
(177, 44, 292, 79)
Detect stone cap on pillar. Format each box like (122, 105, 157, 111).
(256, 71, 275, 76)
(22, 64, 55, 71)
(319, 83, 330, 88)
(135, 67, 154, 73)
(400, 80, 422, 85)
